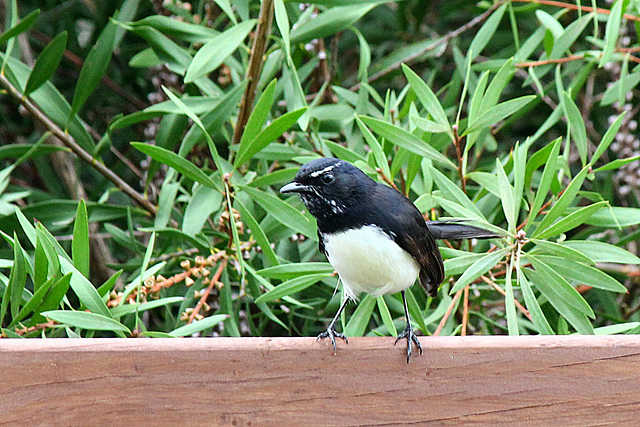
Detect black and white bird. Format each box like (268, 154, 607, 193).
(280, 157, 497, 362)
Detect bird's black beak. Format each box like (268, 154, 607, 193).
(280, 181, 309, 194)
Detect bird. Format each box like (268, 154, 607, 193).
(280, 157, 497, 362)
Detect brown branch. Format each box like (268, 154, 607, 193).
(433, 287, 463, 336)
(512, 0, 640, 23)
(461, 285, 470, 336)
(516, 54, 585, 68)
(188, 259, 228, 324)
(0, 72, 157, 216)
(350, 1, 504, 91)
(480, 275, 532, 321)
(232, 0, 274, 145)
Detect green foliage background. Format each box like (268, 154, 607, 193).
(1, 0, 640, 339)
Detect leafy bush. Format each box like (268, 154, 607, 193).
(1, 0, 640, 339)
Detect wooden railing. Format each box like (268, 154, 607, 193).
(1, 336, 639, 425)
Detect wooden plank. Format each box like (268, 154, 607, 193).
(1, 336, 640, 425)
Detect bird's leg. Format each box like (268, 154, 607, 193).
(317, 296, 350, 354)
(395, 290, 423, 363)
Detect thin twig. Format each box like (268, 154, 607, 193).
(0, 72, 157, 216)
(516, 54, 585, 68)
(480, 275, 532, 321)
(350, 1, 504, 91)
(512, 0, 640, 23)
(461, 285, 470, 336)
(188, 258, 228, 324)
(232, 0, 274, 145)
(433, 287, 463, 336)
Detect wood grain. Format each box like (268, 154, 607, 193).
(1, 336, 640, 426)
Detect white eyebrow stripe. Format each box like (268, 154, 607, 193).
(309, 162, 341, 178)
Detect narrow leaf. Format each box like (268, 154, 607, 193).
(184, 20, 256, 83)
(42, 310, 130, 333)
(240, 185, 317, 238)
(24, 31, 67, 96)
(72, 199, 90, 278)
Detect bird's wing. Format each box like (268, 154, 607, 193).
(395, 223, 444, 297)
(374, 185, 444, 297)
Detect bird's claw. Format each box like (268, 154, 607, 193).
(395, 324, 423, 363)
(317, 326, 349, 354)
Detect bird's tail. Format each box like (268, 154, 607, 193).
(426, 220, 500, 240)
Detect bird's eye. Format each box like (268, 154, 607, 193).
(321, 173, 335, 184)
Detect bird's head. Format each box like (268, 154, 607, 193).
(280, 157, 372, 220)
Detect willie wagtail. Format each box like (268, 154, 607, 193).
(280, 157, 497, 362)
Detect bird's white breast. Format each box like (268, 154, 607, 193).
(323, 225, 420, 299)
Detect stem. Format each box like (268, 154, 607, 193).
(0, 73, 157, 216)
(233, 0, 275, 145)
(452, 124, 467, 194)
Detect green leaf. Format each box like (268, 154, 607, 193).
(344, 294, 375, 337)
(240, 186, 317, 238)
(236, 79, 277, 158)
(594, 322, 640, 335)
(376, 296, 397, 336)
(585, 207, 640, 227)
(72, 199, 90, 278)
(430, 167, 485, 220)
(234, 107, 307, 167)
(0, 9, 40, 46)
(131, 142, 220, 190)
(110, 297, 184, 318)
(450, 248, 509, 294)
(532, 165, 589, 237)
(355, 116, 391, 178)
(444, 253, 486, 276)
(30, 273, 71, 325)
(160, 86, 224, 173)
(182, 185, 223, 236)
(24, 31, 67, 96)
(524, 267, 594, 335)
(402, 64, 450, 129)
(70, 19, 117, 118)
(169, 314, 230, 337)
(258, 262, 334, 280)
(290, 4, 376, 44)
(599, 0, 625, 67)
(518, 267, 554, 335)
(254, 273, 333, 303)
(59, 258, 111, 317)
(534, 201, 608, 240)
(465, 95, 535, 134)
(551, 13, 592, 59)
(9, 275, 60, 327)
(8, 234, 27, 319)
(274, 0, 290, 56)
(468, 3, 507, 61)
(184, 19, 256, 83)
(496, 159, 516, 232)
(359, 116, 456, 169)
(42, 310, 130, 333)
(594, 155, 640, 173)
(235, 200, 278, 266)
(563, 241, 640, 265)
(536, 256, 627, 293)
(562, 92, 588, 166)
(525, 137, 562, 232)
(527, 255, 594, 318)
(531, 239, 594, 265)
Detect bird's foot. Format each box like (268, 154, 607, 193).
(395, 323, 423, 363)
(317, 326, 349, 354)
